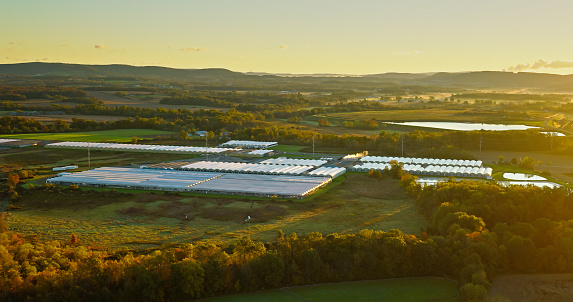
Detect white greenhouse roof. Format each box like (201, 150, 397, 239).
(350, 163, 492, 178)
(0, 139, 20, 144)
(259, 157, 328, 166)
(179, 161, 314, 175)
(45, 141, 237, 154)
(218, 140, 278, 149)
(306, 166, 346, 178)
(360, 156, 482, 167)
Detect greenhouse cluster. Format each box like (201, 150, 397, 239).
(350, 162, 493, 179)
(178, 161, 315, 175)
(46, 167, 331, 198)
(360, 156, 482, 167)
(45, 141, 237, 154)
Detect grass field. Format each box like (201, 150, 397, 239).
(272, 145, 307, 152)
(201, 278, 458, 302)
(317, 108, 548, 125)
(6, 171, 426, 251)
(0, 129, 176, 142)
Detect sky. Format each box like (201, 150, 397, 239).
(2, 0, 573, 75)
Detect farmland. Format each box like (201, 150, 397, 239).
(203, 278, 458, 302)
(6, 173, 425, 251)
(0, 129, 177, 142)
(312, 107, 549, 126)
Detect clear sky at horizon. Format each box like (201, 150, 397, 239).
(2, 0, 573, 74)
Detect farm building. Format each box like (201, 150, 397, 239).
(306, 166, 346, 178)
(0, 139, 39, 148)
(247, 149, 274, 157)
(360, 156, 483, 167)
(178, 161, 315, 176)
(218, 140, 278, 149)
(259, 157, 328, 166)
(46, 167, 331, 198)
(45, 141, 237, 155)
(349, 161, 492, 179)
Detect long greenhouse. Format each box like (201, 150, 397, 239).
(360, 156, 482, 167)
(45, 142, 238, 154)
(350, 162, 492, 179)
(218, 140, 278, 149)
(178, 161, 315, 175)
(259, 157, 328, 166)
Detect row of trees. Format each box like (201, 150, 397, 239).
(0, 225, 452, 301)
(0, 86, 88, 101)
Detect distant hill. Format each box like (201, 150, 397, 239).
(418, 71, 573, 89)
(2, 63, 573, 90)
(0, 62, 247, 81)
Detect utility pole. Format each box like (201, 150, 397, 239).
(479, 133, 483, 154)
(205, 134, 208, 161)
(401, 135, 404, 157)
(88, 142, 91, 167)
(312, 133, 315, 158)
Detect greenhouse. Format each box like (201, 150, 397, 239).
(259, 157, 328, 166)
(218, 140, 278, 149)
(179, 161, 314, 175)
(45, 141, 237, 154)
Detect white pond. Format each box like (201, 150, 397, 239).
(503, 173, 547, 181)
(387, 122, 538, 131)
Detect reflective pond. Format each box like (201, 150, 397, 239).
(388, 122, 538, 131)
(503, 173, 547, 181)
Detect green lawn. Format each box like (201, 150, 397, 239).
(0, 129, 176, 142)
(272, 145, 307, 152)
(201, 278, 458, 302)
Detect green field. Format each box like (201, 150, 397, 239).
(201, 278, 458, 302)
(272, 144, 307, 152)
(318, 108, 547, 125)
(0, 129, 176, 142)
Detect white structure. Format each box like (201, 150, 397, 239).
(360, 156, 482, 167)
(306, 166, 346, 178)
(259, 157, 328, 167)
(46, 141, 237, 154)
(349, 162, 492, 179)
(0, 139, 20, 144)
(218, 140, 278, 149)
(247, 150, 274, 157)
(178, 161, 314, 176)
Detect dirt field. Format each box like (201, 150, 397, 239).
(473, 150, 573, 184)
(9, 114, 126, 123)
(489, 274, 573, 302)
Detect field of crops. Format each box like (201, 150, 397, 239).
(0, 129, 176, 142)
